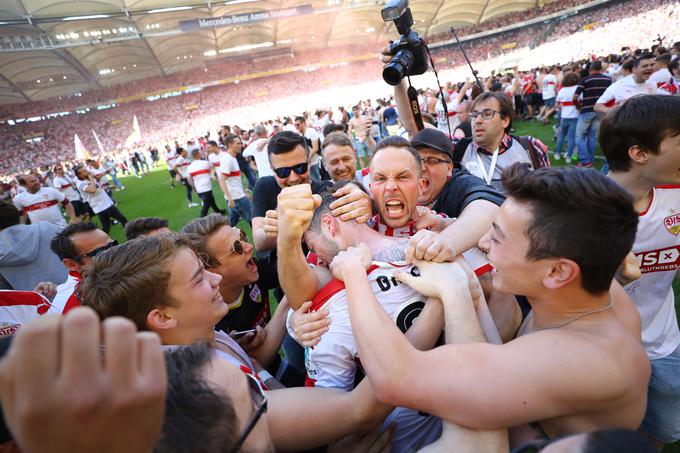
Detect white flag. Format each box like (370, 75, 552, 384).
(92, 130, 106, 155)
(124, 115, 142, 147)
(74, 134, 90, 160)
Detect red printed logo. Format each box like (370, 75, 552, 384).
(664, 213, 680, 236)
(636, 245, 680, 274)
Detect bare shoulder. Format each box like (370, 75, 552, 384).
(508, 321, 648, 406)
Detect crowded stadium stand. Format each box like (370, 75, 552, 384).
(0, 0, 679, 450)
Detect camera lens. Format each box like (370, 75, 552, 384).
(382, 49, 415, 86)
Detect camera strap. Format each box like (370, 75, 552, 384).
(424, 44, 453, 139)
(406, 78, 425, 132)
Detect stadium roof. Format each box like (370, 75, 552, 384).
(0, 0, 549, 105)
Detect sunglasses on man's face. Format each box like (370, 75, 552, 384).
(271, 162, 308, 179)
(206, 229, 249, 267)
(73, 240, 119, 261)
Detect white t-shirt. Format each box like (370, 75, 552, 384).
(242, 138, 274, 178)
(76, 179, 113, 214)
(303, 128, 322, 166)
(624, 186, 680, 360)
(207, 152, 222, 169)
(291, 261, 443, 452)
(542, 74, 558, 99)
(218, 153, 247, 200)
(187, 159, 213, 194)
(556, 86, 579, 119)
(650, 68, 672, 88)
(88, 166, 109, 186)
(165, 150, 178, 169)
(596, 75, 656, 107)
(435, 99, 461, 137)
(52, 175, 81, 202)
(13, 187, 67, 228)
(174, 156, 190, 179)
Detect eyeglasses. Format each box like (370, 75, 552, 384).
(421, 156, 452, 166)
(469, 109, 502, 120)
(229, 372, 268, 453)
(73, 240, 118, 261)
(208, 228, 248, 266)
(271, 162, 308, 179)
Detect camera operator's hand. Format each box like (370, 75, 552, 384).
(379, 46, 393, 66)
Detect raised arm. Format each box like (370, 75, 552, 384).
(276, 185, 323, 309)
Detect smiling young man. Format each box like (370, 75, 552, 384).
(182, 214, 287, 369)
(600, 95, 680, 446)
(329, 164, 649, 448)
(320, 132, 370, 188)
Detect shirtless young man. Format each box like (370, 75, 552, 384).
(348, 104, 373, 168)
(327, 164, 650, 448)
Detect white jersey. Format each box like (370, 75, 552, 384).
(165, 150, 178, 169)
(174, 155, 190, 179)
(207, 152, 222, 169)
(542, 74, 558, 99)
(53, 175, 81, 202)
(435, 99, 460, 137)
(625, 185, 680, 360)
(650, 68, 672, 88)
(187, 159, 213, 194)
(294, 261, 442, 451)
(243, 138, 274, 178)
(596, 75, 656, 108)
(219, 153, 246, 200)
(556, 86, 579, 119)
(12, 187, 67, 228)
(367, 214, 492, 276)
(76, 179, 113, 214)
(303, 128, 322, 166)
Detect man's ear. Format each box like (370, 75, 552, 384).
(542, 258, 580, 290)
(627, 145, 649, 165)
(147, 308, 178, 332)
(62, 258, 80, 274)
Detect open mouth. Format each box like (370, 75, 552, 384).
(385, 199, 406, 218)
(213, 291, 225, 305)
(246, 257, 258, 273)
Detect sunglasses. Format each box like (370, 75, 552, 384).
(73, 240, 118, 261)
(271, 162, 308, 179)
(208, 229, 248, 266)
(229, 372, 268, 453)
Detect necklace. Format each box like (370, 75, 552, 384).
(532, 292, 614, 332)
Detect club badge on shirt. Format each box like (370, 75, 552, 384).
(250, 284, 262, 303)
(664, 212, 680, 236)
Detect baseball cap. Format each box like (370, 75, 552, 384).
(410, 128, 453, 161)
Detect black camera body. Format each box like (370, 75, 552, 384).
(381, 0, 429, 86)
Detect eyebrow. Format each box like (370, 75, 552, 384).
(190, 261, 205, 283)
(492, 222, 505, 240)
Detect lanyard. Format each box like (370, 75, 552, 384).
(475, 148, 499, 185)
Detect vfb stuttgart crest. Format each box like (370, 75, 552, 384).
(664, 213, 680, 236)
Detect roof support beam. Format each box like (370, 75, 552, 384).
(140, 38, 167, 76)
(477, 0, 493, 24)
(53, 48, 103, 89)
(426, 0, 449, 36)
(0, 72, 31, 102)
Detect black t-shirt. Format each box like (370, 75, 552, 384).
(215, 259, 278, 333)
(431, 167, 505, 217)
(252, 176, 332, 219)
(456, 121, 472, 138)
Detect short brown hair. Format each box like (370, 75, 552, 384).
(82, 233, 191, 330)
(124, 216, 169, 241)
(471, 92, 514, 133)
(181, 214, 229, 267)
(502, 163, 637, 295)
(561, 72, 581, 87)
(372, 136, 422, 174)
(322, 132, 354, 153)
